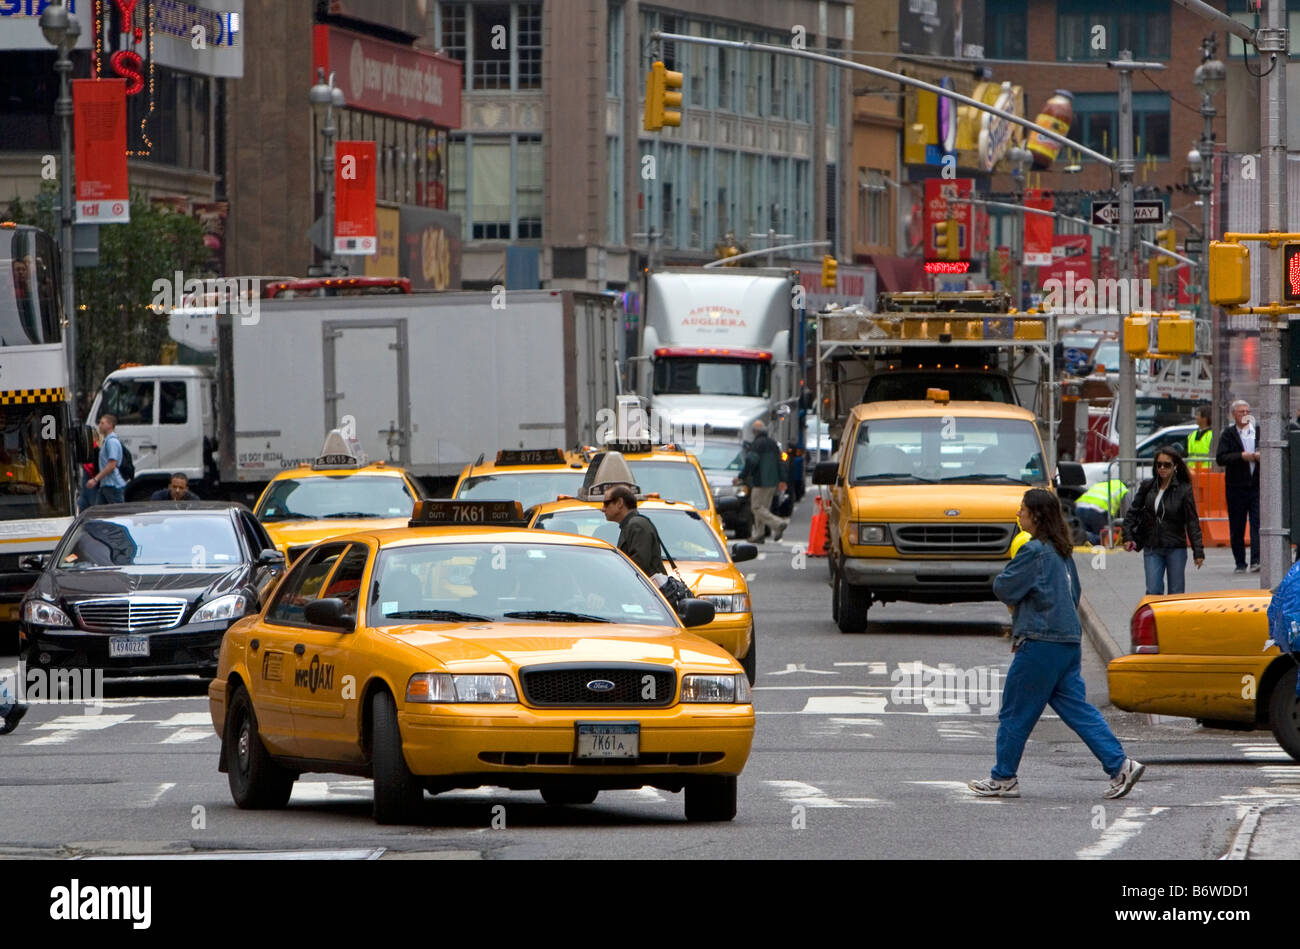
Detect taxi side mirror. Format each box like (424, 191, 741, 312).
(715, 496, 741, 514)
(813, 460, 839, 485)
(729, 543, 758, 563)
(677, 598, 716, 628)
(304, 597, 355, 630)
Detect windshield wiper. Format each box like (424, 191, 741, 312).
(260, 512, 313, 521)
(939, 474, 1031, 485)
(384, 609, 492, 622)
(502, 610, 613, 623)
(852, 473, 937, 483)
(321, 511, 385, 519)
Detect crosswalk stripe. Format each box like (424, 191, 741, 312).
(1076, 807, 1169, 860)
(159, 727, 215, 744)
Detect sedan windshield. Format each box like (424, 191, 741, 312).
(535, 507, 726, 562)
(627, 461, 710, 508)
(455, 471, 586, 509)
(850, 416, 1047, 485)
(257, 475, 414, 521)
(59, 514, 242, 568)
(367, 542, 679, 626)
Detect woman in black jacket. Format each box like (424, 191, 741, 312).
(1122, 446, 1206, 595)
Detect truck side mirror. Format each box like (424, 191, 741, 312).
(813, 461, 839, 485)
(1055, 461, 1086, 488)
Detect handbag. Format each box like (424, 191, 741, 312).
(655, 536, 695, 613)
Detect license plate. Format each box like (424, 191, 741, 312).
(575, 723, 639, 760)
(108, 636, 150, 659)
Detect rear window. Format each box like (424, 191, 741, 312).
(863, 373, 1016, 404)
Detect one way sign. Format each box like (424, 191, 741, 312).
(1090, 200, 1166, 226)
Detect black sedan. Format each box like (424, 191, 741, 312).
(19, 502, 285, 677)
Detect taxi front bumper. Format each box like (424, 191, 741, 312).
(397, 702, 754, 787)
(841, 555, 1008, 601)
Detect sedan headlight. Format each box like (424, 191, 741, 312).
(702, 593, 750, 614)
(22, 600, 71, 627)
(856, 524, 891, 545)
(681, 673, 751, 704)
(192, 593, 248, 623)
(406, 673, 518, 704)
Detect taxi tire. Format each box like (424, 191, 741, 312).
(835, 575, 869, 634)
(371, 691, 425, 824)
(226, 686, 295, 810)
(684, 775, 737, 821)
(1267, 665, 1300, 761)
(541, 787, 599, 805)
(830, 569, 840, 623)
(740, 633, 756, 685)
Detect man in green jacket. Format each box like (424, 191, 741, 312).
(603, 484, 666, 577)
(1074, 479, 1128, 545)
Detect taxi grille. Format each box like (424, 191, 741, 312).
(893, 523, 1013, 555)
(519, 665, 676, 708)
(74, 597, 188, 633)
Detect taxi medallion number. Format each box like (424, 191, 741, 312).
(576, 723, 639, 759)
(108, 636, 150, 658)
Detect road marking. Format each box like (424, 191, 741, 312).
(800, 695, 888, 714)
(1234, 742, 1290, 761)
(1258, 766, 1300, 785)
(1076, 806, 1168, 860)
(744, 573, 756, 581)
(833, 662, 888, 674)
(159, 727, 215, 744)
(23, 714, 134, 745)
(93, 849, 389, 861)
(906, 780, 984, 801)
(136, 783, 176, 807)
(767, 663, 838, 676)
(157, 712, 213, 728)
(765, 779, 856, 808)
(937, 721, 984, 740)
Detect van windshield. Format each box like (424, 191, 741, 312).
(849, 416, 1047, 485)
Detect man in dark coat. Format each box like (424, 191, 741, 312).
(603, 484, 666, 577)
(1216, 399, 1261, 573)
(736, 420, 790, 543)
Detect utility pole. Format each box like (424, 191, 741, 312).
(751, 227, 793, 268)
(1192, 37, 1225, 434)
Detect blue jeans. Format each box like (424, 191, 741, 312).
(993, 639, 1126, 780)
(1075, 505, 1108, 545)
(1143, 547, 1187, 595)
(97, 484, 125, 504)
(0, 670, 15, 718)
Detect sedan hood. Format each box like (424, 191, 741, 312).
(33, 565, 247, 604)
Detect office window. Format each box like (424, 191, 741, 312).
(661, 143, 680, 247)
(438, 2, 540, 90)
(660, 14, 680, 71)
(607, 2, 623, 97)
(793, 160, 808, 240)
(1057, 0, 1170, 61)
(1071, 92, 1170, 159)
(768, 156, 786, 233)
(441, 2, 467, 62)
(741, 152, 759, 237)
(517, 3, 542, 89)
(985, 0, 1027, 59)
(688, 147, 706, 248)
(516, 135, 543, 239)
(826, 38, 841, 127)
(607, 136, 623, 244)
(716, 150, 734, 240)
(859, 170, 889, 247)
(718, 35, 736, 112)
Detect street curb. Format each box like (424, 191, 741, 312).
(1079, 593, 1124, 664)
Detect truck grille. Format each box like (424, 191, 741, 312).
(519, 665, 676, 708)
(893, 523, 1014, 556)
(75, 597, 188, 633)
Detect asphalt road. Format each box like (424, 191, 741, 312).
(1, 504, 1297, 859)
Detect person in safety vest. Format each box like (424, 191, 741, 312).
(1073, 479, 1128, 545)
(1186, 405, 1213, 470)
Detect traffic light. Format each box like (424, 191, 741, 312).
(934, 219, 960, 260)
(1208, 241, 1251, 306)
(1284, 242, 1300, 302)
(1156, 314, 1196, 355)
(643, 61, 683, 132)
(821, 255, 837, 288)
(1123, 314, 1150, 355)
(1155, 228, 1178, 267)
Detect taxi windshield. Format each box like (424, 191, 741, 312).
(535, 507, 726, 562)
(456, 471, 586, 509)
(59, 514, 242, 568)
(257, 475, 414, 521)
(367, 541, 679, 626)
(626, 461, 710, 508)
(849, 416, 1047, 485)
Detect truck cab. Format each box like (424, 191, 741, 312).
(814, 392, 1050, 633)
(89, 365, 216, 497)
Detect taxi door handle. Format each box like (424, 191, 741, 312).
(294, 644, 306, 656)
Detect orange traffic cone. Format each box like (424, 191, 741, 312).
(807, 495, 829, 556)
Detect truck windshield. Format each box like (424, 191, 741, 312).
(0, 405, 73, 519)
(0, 228, 61, 346)
(257, 475, 415, 521)
(535, 507, 726, 562)
(850, 416, 1047, 485)
(653, 357, 770, 398)
(627, 461, 710, 508)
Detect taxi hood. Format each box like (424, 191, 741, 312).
(848, 483, 1032, 520)
(673, 561, 745, 595)
(263, 518, 408, 546)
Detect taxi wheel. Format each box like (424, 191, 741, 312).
(684, 775, 737, 821)
(226, 686, 295, 809)
(1267, 665, 1300, 761)
(740, 634, 756, 685)
(830, 569, 840, 622)
(371, 691, 425, 824)
(541, 787, 599, 805)
(835, 576, 869, 634)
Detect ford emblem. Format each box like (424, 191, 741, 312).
(945, 509, 960, 516)
(586, 679, 616, 692)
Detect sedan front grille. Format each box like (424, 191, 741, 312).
(75, 597, 188, 633)
(519, 665, 676, 708)
(893, 523, 1014, 556)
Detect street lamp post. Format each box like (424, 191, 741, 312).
(40, 2, 81, 407)
(1009, 146, 1032, 310)
(1192, 37, 1226, 435)
(309, 68, 347, 276)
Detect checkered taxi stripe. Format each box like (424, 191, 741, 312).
(0, 387, 66, 405)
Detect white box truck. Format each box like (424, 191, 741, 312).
(88, 288, 622, 501)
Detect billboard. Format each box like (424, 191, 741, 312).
(898, 0, 985, 59)
(398, 205, 461, 290)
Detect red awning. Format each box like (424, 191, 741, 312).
(861, 255, 925, 293)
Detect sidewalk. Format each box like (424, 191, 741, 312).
(1074, 545, 1299, 860)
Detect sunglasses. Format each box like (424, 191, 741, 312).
(1155, 461, 1174, 469)
(602, 498, 616, 506)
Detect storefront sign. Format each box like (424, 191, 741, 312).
(313, 24, 462, 127)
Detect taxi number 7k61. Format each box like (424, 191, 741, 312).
(576, 723, 640, 759)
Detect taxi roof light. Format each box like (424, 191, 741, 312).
(409, 499, 529, 528)
(926, 387, 951, 404)
(312, 429, 367, 470)
(495, 448, 567, 466)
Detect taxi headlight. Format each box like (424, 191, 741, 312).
(681, 673, 750, 704)
(405, 673, 518, 703)
(22, 600, 71, 627)
(193, 594, 248, 623)
(856, 524, 891, 545)
(702, 593, 750, 614)
(406, 673, 457, 703)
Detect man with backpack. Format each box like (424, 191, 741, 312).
(87, 414, 130, 504)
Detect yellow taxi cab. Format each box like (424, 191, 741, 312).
(582, 439, 728, 539)
(1107, 592, 1299, 760)
(813, 391, 1051, 632)
(452, 448, 589, 510)
(253, 432, 425, 564)
(527, 494, 759, 682)
(208, 499, 754, 824)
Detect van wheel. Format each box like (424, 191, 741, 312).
(1267, 665, 1300, 761)
(740, 632, 756, 685)
(836, 576, 870, 633)
(371, 690, 425, 824)
(684, 775, 736, 821)
(225, 685, 295, 809)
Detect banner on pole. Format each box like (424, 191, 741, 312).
(1023, 189, 1054, 267)
(334, 141, 377, 255)
(73, 79, 129, 224)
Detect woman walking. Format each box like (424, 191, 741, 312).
(968, 489, 1144, 799)
(1122, 447, 1205, 595)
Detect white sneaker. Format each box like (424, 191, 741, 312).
(968, 776, 1020, 797)
(1104, 758, 1145, 799)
